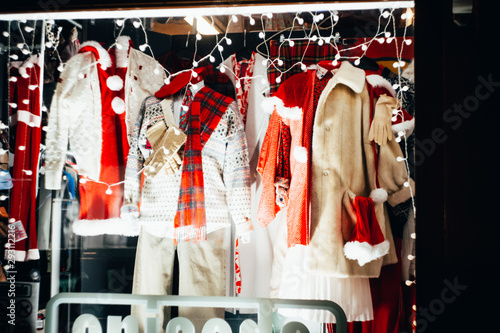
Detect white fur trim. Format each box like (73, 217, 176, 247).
(72, 218, 140, 236)
(392, 118, 415, 136)
(111, 97, 126, 114)
(261, 96, 302, 120)
(115, 36, 131, 68)
(80, 40, 112, 70)
(106, 75, 124, 91)
(293, 146, 308, 163)
(366, 74, 397, 97)
(370, 188, 388, 204)
(344, 240, 390, 266)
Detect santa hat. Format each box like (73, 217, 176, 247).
(343, 189, 390, 266)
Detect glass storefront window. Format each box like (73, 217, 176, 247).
(0, 2, 415, 332)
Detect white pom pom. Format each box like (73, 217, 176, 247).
(107, 75, 124, 91)
(370, 188, 388, 204)
(293, 146, 308, 163)
(111, 97, 126, 114)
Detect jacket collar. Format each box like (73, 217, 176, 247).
(318, 60, 365, 94)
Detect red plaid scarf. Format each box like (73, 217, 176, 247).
(174, 86, 232, 243)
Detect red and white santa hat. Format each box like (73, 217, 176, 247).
(343, 188, 390, 266)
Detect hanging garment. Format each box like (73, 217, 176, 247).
(6, 55, 42, 262)
(221, 51, 277, 299)
(45, 36, 166, 222)
(122, 88, 252, 240)
(260, 61, 410, 277)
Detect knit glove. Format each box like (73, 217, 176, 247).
(144, 121, 186, 178)
(369, 94, 396, 146)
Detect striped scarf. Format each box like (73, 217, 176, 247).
(174, 86, 232, 243)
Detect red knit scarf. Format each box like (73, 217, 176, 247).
(174, 86, 232, 243)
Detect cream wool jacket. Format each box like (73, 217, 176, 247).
(304, 61, 408, 278)
(45, 37, 166, 189)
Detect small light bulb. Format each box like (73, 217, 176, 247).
(18, 146, 26, 151)
(311, 35, 318, 42)
(386, 37, 394, 44)
(105, 187, 113, 195)
(133, 20, 141, 28)
(391, 116, 397, 122)
(403, 181, 410, 187)
(235, 80, 241, 88)
(266, 13, 273, 19)
(196, 33, 202, 41)
(154, 67, 160, 75)
(398, 131, 405, 137)
(402, 85, 409, 91)
(276, 76, 282, 83)
(220, 66, 226, 73)
(382, 10, 390, 19)
(385, 31, 391, 38)
(277, 59, 283, 66)
(332, 59, 338, 66)
(288, 40, 295, 47)
(300, 63, 307, 71)
(17, 43, 24, 49)
(405, 280, 413, 286)
(218, 44, 224, 51)
(397, 156, 405, 162)
(232, 15, 238, 23)
(57, 64, 64, 72)
(2, 31, 9, 37)
(395, 137, 402, 143)
(249, 17, 255, 25)
(45, 41, 53, 48)
(8, 77, 17, 82)
(258, 31, 265, 39)
(9, 54, 19, 60)
(261, 59, 268, 66)
(401, 13, 407, 20)
(23, 169, 33, 175)
(412, 305, 417, 311)
(354, 58, 360, 66)
(226, 37, 232, 45)
(116, 19, 124, 27)
(392, 84, 400, 90)
(192, 71, 198, 78)
(318, 38, 324, 46)
(22, 99, 29, 105)
(333, 14, 339, 22)
(0, 195, 8, 201)
(377, 38, 385, 44)
(193, 61, 198, 67)
(29, 84, 38, 90)
(8, 103, 17, 108)
(139, 44, 148, 51)
(405, 39, 412, 45)
(334, 53, 341, 60)
(361, 44, 368, 51)
(209, 55, 215, 63)
(182, 105, 189, 111)
(164, 78, 170, 85)
(24, 26, 34, 33)
(297, 17, 304, 25)
(407, 254, 415, 260)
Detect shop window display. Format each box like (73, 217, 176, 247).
(0, 2, 416, 332)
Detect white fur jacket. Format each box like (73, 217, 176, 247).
(45, 37, 166, 189)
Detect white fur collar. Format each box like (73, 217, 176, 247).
(79, 40, 112, 70)
(115, 36, 131, 68)
(327, 61, 366, 94)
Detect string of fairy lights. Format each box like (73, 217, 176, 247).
(1, 8, 416, 292)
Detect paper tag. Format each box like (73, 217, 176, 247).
(316, 66, 328, 79)
(11, 220, 28, 242)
